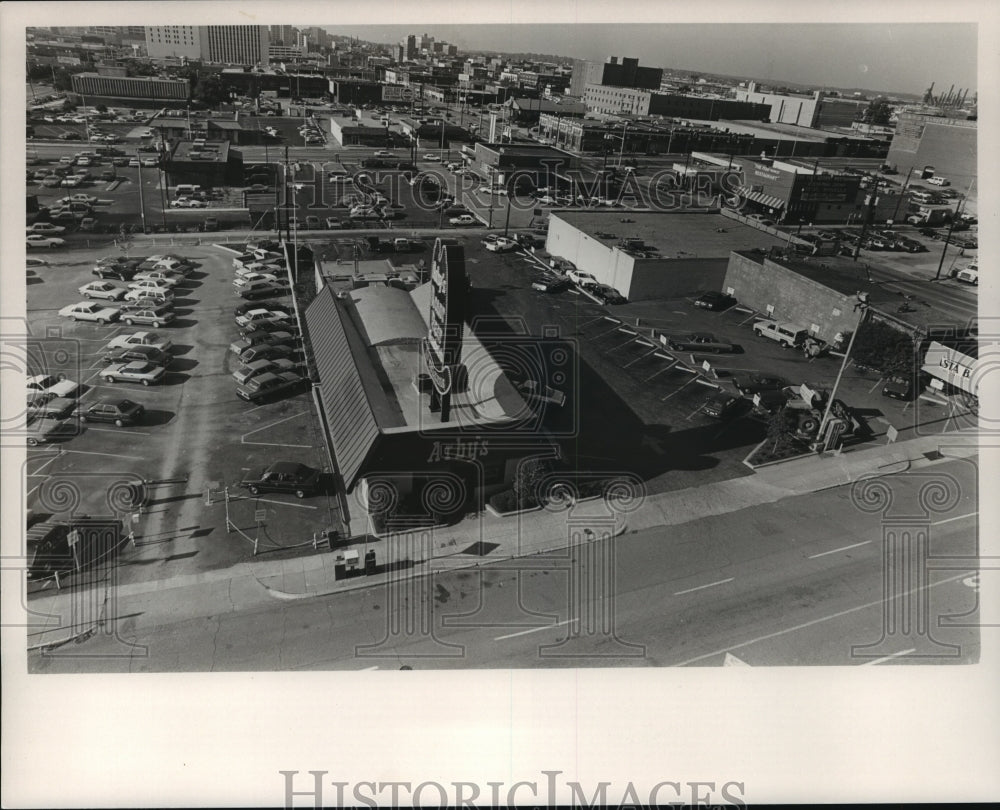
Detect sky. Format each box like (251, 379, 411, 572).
(326, 23, 977, 97)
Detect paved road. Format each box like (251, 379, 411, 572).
(28, 458, 979, 671)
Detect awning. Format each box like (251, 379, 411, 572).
(740, 189, 786, 210)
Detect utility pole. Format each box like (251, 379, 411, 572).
(891, 166, 914, 222)
(934, 193, 970, 281)
(137, 161, 146, 233)
(817, 305, 867, 446)
(503, 187, 512, 236)
(850, 172, 880, 262)
(283, 145, 291, 243)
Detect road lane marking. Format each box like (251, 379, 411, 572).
(226, 496, 319, 510)
(860, 648, 916, 666)
(83, 426, 151, 436)
(494, 618, 577, 641)
(673, 577, 734, 596)
(932, 512, 977, 525)
(808, 540, 871, 559)
(27, 453, 62, 477)
(672, 571, 971, 667)
(60, 449, 146, 461)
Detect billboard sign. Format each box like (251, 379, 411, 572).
(424, 239, 468, 420)
(921, 341, 979, 397)
(382, 84, 413, 103)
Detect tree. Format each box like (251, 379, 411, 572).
(851, 317, 916, 375)
(94, 103, 107, 113)
(51, 68, 74, 93)
(859, 98, 893, 126)
(116, 225, 133, 258)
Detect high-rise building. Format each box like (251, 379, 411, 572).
(269, 25, 296, 46)
(145, 25, 204, 60)
(203, 25, 269, 65)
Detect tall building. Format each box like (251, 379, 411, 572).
(145, 25, 204, 60)
(588, 57, 663, 90)
(203, 25, 269, 65)
(269, 25, 296, 46)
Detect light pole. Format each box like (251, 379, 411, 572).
(816, 304, 868, 447)
(934, 193, 970, 281)
(617, 120, 628, 167)
(136, 161, 147, 233)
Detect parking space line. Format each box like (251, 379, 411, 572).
(27, 453, 62, 477)
(673, 577, 734, 596)
(932, 512, 977, 526)
(60, 449, 146, 460)
(83, 426, 152, 437)
(808, 540, 871, 559)
(241, 410, 308, 440)
(495, 619, 577, 641)
(660, 373, 700, 401)
(230, 496, 319, 510)
(860, 649, 916, 666)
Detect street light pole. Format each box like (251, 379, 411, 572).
(136, 161, 146, 233)
(934, 191, 970, 280)
(816, 305, 867, 446)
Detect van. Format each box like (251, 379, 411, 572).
(175, 184, 202, 197)
(927, 176, 950, 187)
(752, 320, 809, 348)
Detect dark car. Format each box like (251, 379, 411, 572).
(239, 461, 321, 498)
(732, 374, 789, 395)
(236, 371, 309, 403)
(93, 262, 141, 281)
(701, 392, 743, 420)
(694, 291, 737, 311)
(238, 343, 296, 364)
(591, 284, 628, 305)
(919, 227, 942, 239)
(882, 373, 928, 401)
(230, 329, 296, 356)
(531, 275, 571, 293)
(667, 332, 739, 353)
(79, 398, 144, 427)
(896, 238, 928, 253)
(239, 319, 300, 338)
(234, 300, 293, 318)
(239, 283, 291, 301)
(103, 345, 172, 366)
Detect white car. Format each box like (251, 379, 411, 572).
(59, 301, 121, 323)
(449, 214, 477, 226)
(128, 279, 174, 296)
(536, 195, 558, 205)
(26, 374, 80, 399)
(26, 234, 66, 249)
(26, 223, 66, 235)
(79, 281, 126, 301)
(107, 331, 174, 353)
(235, 309, 293, 329)
(485, 236, 518, 253)
(169, 197, 207, 209)
(568, 270, 599, 288)
(374, 150, 394, 157)
(58, 193, 99, 205)
(141, 158, 159, 167)
(132, 269, 183, 287)
(102, 360, 167, 386)
(235, 262, 282, 278)
(234, 273, 281, 288)
(422, 153, 442, 162)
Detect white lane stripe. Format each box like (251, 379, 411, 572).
(83, 426, 151, 436)
(495, 618, 577, 641)
(673, 577, 734, 596)
(860, 648, 916, 666)
(27, 453, 62, 477)
(672, 571, 971, 667)
(932, 512, 978, 526)
(359, 665, 380, 671)
(808, 540, 871, 559)
(59, 449, 146, 460)
(229, 495, 319, 510)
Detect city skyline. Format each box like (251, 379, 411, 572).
(325, 23, 977, 98)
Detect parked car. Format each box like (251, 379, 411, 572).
(169, 197, 207, 208)
(693, 291, 737, 311)
(882, 373, 928, 401)
(79, 398, 144, 427)
(701, 392, 743, 420)
(26, 392, 76, 420)
(667, 333, 739, 353)
(567, 270, 599, 288)
(239, 462, 321, 498)
(732, 374, 789, 396)
(103, 345, 172, 366)
(78, 280, 126, 301)
(102, 360, 167, 386)
(236, 371, 309, 403)
(449, 214, 477, 226)
(107, 331, 173, 353)
(752, 320, 809, 348)
(121, 305, 174, 328)
(26, 234, 66, 249)
(59, 301, 120, 323)
(234, 272, 282, 289)
(26, 222, 66, 235)
(239, 281, 291, 300)
(232, 358, 300, 386)
(238, 343, 296, 364)
(591, 284, 628, 305)
(26, 374, 80, 398)
(124, 287, 173, 305)
(235, 308, 294, 329)
(531, 275, 571, 293)
(128, 278, 175, 296)
(132, 269, 184, 287)
(230, 329, 296, 356)
(25, 415, 66, 447)
(234, 300, 292, 318)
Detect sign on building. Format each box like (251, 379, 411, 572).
(423, 239, 468, 422)
(921, 341, 979, 397)
(382, 84, 413, 103)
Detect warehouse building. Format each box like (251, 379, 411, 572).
(70, 73, 190, 108)
(544, 211, 782, 302)
(887, 113, 978, 204)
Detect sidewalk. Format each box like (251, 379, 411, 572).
(25, 427, 979, 650)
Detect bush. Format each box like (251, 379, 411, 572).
(489, 490, 519, 514)
(852, 318, 916, 375)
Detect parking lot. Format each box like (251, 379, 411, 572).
(23, 243, 340, 590)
